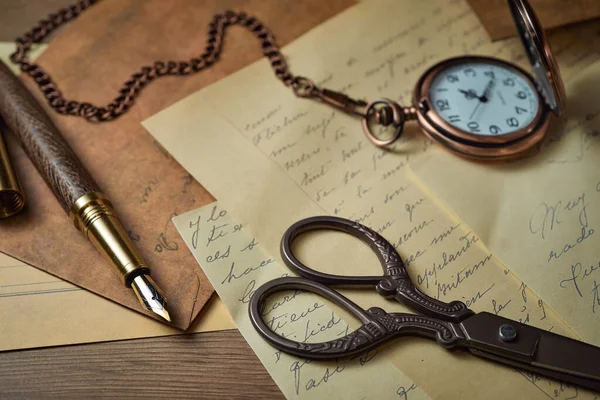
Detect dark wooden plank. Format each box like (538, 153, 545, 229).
(0, 330, 285, 399)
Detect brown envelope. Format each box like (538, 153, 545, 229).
(1, 0, 353, 329)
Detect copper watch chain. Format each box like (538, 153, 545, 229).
(11, 0, 405, 146)
(11, 0, 305, 122)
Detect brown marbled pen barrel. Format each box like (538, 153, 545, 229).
(0, 60, 171, 322)
(0, 118, 25, 217)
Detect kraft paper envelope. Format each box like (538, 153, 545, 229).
(0, 42, 234, 350)
(0, 0, 353, 329)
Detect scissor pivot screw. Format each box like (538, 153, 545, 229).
(499, 324, 517, 342)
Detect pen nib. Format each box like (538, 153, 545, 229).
(131, 275, 172, 322)
(153, 307, 171, 322)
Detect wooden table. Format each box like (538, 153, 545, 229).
(0, 1, 348, 398)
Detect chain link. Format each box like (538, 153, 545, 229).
(10, 0, 301, 122)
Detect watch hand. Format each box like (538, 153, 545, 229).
(459, 89, 473, 99)
(470, 80, 495, 121)
(458, 88, 482, 101)
(469, 101, 482, 120)
(480, 79, 494, 102)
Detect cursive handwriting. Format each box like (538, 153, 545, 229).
(139, 177, 159, 204)
(405, 197, 426, 223)
(303, 312, 342, 343)
(221, 258, 274, 284)
(393, 219, 433, 248)
(559, 260, 600, 298)
(396, 383, 418, 400)
(207, 245, 231, 263)
(301, 161, 331, 187)
(252, 111, 309, 146)
(436, 253, 493, 298)
(384, 184, 410, 204)
(206, 223, 228, 247)
(430, 223, 460, 245)
(592, 281, 600, 313)
(547, 226, 594, 262)
(529, 193, 589, 240)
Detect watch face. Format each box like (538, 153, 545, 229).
(428, 61, 540, 136)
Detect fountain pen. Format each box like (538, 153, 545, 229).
(0, 60, 171, 322)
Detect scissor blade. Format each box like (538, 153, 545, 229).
(470, 348, 600, 393)
(532, 328, 600, 383)
(459, 312, 600, 392)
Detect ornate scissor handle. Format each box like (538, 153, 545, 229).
(281, 216, 474, 322)
(249, 277, 465, 359)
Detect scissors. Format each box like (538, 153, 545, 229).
(249, 216, 600, 392)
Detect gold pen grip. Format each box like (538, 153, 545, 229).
(70, 192, 150, 286)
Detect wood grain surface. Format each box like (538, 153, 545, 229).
(0, 0, 354, 398)
(0, 331, 284, 399)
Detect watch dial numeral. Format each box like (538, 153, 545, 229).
(435, 99, 450, 111)
(467, 121, 480, 133)
(489, 125, 501, 135)
(464, 68, 476, 77)
(448, 114, 461, 123)
(516, 91, 527, 99)
(484, 71, 495, 79)
(503, 77, 515, 87)
(506, 117, 519, 127)
(515, 106, 527, 114)
(447, 74, 459, 83)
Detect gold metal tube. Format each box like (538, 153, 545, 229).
(69, 192, 149, 286)
(0, 120, 25, 218)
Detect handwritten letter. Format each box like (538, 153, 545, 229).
(411, 62, 600, 345)
(173, 203, 428, 400)
(147, 0, 598, 397)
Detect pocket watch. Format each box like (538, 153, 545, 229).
(292, 0, 565, 161)
(410, 0, 565, 160)
(13, 0, 564, 162)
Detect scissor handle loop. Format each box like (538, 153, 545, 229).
(249, 277, 463, 360)
(281, 216, 474, 322)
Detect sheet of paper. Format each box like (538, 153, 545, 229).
(146, 1, 598, 397)
(0, 42, 47, 75)
(0, 42, 234, 351)
(0, 252, 235, 351)
(173, 202, 429, 400)
(411, 61, 600, 345)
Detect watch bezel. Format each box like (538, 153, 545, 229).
(508, 0, 566, 116)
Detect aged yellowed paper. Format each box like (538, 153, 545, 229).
(0, 42, 234, 351)
(0, 42, 46, 74)
(411, 61, 600, 345)
(145, 0, 597, 397)
(173, 202, 430, 400)
(0, 251, 234, 351)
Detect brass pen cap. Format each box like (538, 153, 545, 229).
(0, 119, 25, 218)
